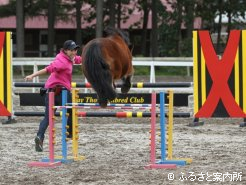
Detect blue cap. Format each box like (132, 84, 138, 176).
(63, 40, 80, 50)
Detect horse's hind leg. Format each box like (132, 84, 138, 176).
(98, 96, 108, 108)
(121, 75, 132, 93)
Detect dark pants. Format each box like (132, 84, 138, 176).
(37, 90, 72, 140)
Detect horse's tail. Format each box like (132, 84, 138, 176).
(82, 42, 117, 104)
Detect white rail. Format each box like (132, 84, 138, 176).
(12, 57, 193, 83)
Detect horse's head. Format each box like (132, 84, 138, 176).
(103, 26, 131, 46)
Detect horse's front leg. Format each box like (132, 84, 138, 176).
(97, 94, 108, 108)
(113, 81, 116, 89)
(121, 75, 132, 93)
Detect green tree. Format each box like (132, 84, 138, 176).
(108, 0, 116, 27)
(75, 0, 83, 53)
(158, 0, 183, 56)
(159, 0, 199, 57)
(140, 0, 151, 56)
(16, 0, 24, 57)
(0, 0, 75, 56)
(96, 0, 103, 37)
(151, 0, 158, 57)
(47, 0, 55, 56)
(196, 0, 246, 54)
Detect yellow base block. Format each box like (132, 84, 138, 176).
(55, 155, 86, 161)
(74, 156, 86, 161)
(170, 158, 192, 164)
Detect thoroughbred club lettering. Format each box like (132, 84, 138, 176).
(18, 93, 191, 107)
(76, 96, 145, 104)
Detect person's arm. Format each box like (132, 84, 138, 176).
(74, 56, 82, 64)
(24, 68, 47, 81)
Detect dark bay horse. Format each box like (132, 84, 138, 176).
(82, 27, 133, 107)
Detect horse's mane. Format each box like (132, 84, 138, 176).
(103, 26, 131, 46)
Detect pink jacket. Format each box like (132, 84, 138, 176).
(45, 51, 82, 90)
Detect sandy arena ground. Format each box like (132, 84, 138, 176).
(1, 115, 246, 185)
(1, 76, 246, 184)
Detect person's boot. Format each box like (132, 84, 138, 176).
(35, 136, 43, 152)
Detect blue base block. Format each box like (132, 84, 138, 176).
(41, 158, 73, 164)
(157, 160, 187, 166)
(239, 122, 246, 127)
(188, 121, 204, 127)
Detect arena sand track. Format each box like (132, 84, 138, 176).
(0, 116, 246, 185)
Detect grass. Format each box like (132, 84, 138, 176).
(13, 65, 192, 77)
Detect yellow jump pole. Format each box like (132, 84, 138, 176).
(167, 90, 192, 164)
(167, 90, 174, 160)
(71, 84, 85, 161)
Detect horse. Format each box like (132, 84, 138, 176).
(82, 27, 134, 108)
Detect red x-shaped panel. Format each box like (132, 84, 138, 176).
(195, 30, 246, 117)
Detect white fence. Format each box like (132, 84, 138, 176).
(12, 57, 193, 83)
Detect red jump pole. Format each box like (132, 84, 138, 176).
(28, 92, 62, 167)
(145, 92, 176, 169)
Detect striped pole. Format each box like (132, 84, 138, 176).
(77, 111, 153, 118)
(76, 112, 191, 118)
(66, 103, 156, 107)
(14, 111, 191, 118)
(14, 82, 192, 88)
(54, 105, 152, 110)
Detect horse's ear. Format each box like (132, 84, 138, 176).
(103, 26, 114, 37)
(122, 30, 131, 46)
(102, 29, 108, 37)
(103, 26, 131, 46)
(130, 44, 134, 54)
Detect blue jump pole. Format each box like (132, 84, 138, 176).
(158, 91, 187, 166)
(61, 89, 68, 161)
(159, 92, 166, 162)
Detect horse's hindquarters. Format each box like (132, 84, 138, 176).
(82, 26, 133, 107)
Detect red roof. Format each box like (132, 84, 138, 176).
(0, 0, 201, 29)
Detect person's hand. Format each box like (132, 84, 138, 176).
(24, 75, 34, 81)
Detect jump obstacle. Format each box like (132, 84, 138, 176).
(28, 90, 85, 167)
(12, 82, 192, 118)
(68, 88, 192, 169)
(72, 89, 192, 169)
(145, 91, 192, 169)
(28, 87, 192, 168)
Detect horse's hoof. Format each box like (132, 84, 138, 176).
(121, 86, 131, 94)
(100, 105, 106, 108)
(99, 100, 108, 108)
(100, 103, 107, 108)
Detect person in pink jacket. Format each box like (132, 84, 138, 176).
(25, 40, 82, 152)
